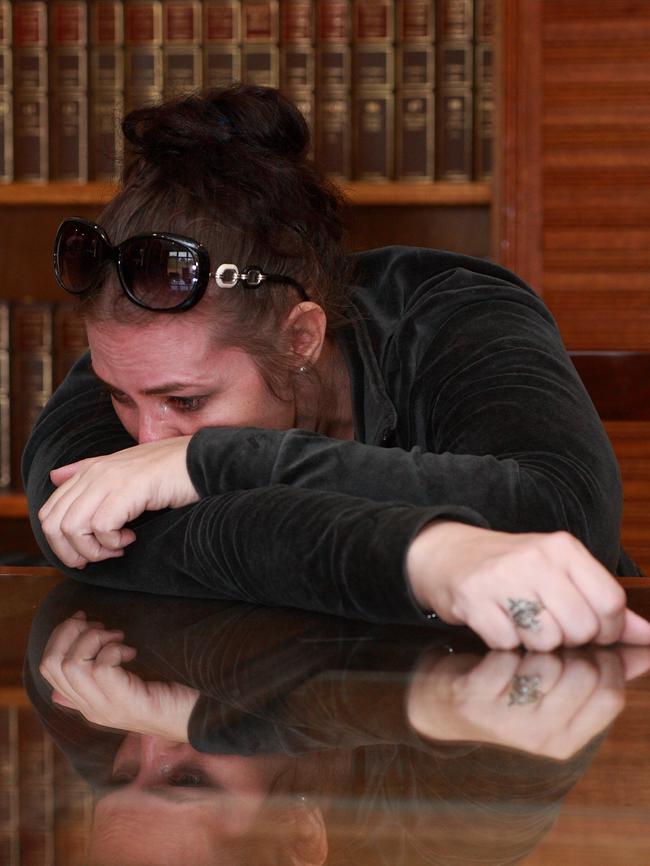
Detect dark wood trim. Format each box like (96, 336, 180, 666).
(494, 0, 544, 291)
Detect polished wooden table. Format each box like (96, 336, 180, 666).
(3, 567, 650, 866)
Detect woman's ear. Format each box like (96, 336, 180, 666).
(283, 302, 327, 368)
(288, 798, 328, 866)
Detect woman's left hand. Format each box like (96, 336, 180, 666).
(38, 437, 199, 568)
(39, 611, 199, 741)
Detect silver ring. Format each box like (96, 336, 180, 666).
(508, 674, 543, 706)
(508, 597, 545, 631)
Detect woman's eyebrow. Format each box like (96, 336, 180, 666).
(90, 365, 195, 395)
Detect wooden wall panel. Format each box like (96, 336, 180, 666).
(498, 0, 650, 572)
(540, 0, 650, 350)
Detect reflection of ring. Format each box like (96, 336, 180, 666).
(508, 597, 545, 631)
(508, 674, 543, 706)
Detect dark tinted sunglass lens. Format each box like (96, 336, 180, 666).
(119, 238, 200, 310)
(56, 222, 108, 294)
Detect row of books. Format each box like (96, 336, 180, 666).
(0, 705, 93, 866)
(0, 301, 88, 491)
(0, 0, 494, 184)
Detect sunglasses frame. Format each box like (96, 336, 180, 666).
(53, 217, 309, 312)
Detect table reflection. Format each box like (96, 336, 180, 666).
(22, 580, 650, 866)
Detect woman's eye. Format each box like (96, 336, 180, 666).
(167, 396, 207, 413)
(108, 389, 130, 404)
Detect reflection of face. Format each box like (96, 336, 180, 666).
(89, 734, 291, 866)
(87, 316, 296, 443)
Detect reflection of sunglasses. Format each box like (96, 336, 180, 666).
(53, 217, 309, 312)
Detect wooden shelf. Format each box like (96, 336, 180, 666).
(0, 181, 492, 208)
(0, 492, 29, 518)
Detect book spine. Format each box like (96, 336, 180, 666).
(162, 0, 202, 98)
(0, 301, 10, 489)
(53, 302, 88, 388)
(241, 0, 278, 88)
(315, 0, 352, 180)
(12, 1, 48, 182)
(17, 706, 54, 866)
(52, 749, 93, 866)
(0, 1, 13, 182)
(124, 0, 163, 110)
(202, 0, 241, 90)
(352, 0, 394, 182)
(0, 707, 18, 866)
(436, 0, 473, 180)
(473, 0, 494, 180)
(89, 1, 125, 181)
(280, 1, 315, 139)
(49, 1, 89, 182)
(10, 303, 53, 492)
(395, 0, 435, 181)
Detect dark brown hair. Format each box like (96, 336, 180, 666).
(82, 85, 353, 391)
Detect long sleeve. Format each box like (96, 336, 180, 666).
(187, 248, 623, 570)
(21, 355, 487, 622)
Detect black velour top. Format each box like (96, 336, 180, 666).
(22, 246, 641, 625)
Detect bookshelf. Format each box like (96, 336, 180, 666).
(0, 181, 492, 207)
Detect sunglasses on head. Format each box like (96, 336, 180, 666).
(53, 217, 309, 312)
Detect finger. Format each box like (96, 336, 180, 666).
(94, 643, 138, 668)
(465, 604, 521, 650)
(92, 526, 137, 552)
(538, 655, 599, 729)
(50, 459, 91, 486)
(51, 690, 79, 710)
(616, 645, 650, 681)
(619, 609, 650, 645)
(500, 598, 564, 652)
(563, 542, 627, 644)
(515, 652, 564, 696)
(42, 617, 106, 667)
(463, 651, 521, 700)
(559, 686, 625, 758)
(537, 575, 601, 647)
(64, 627, 125, 664)
(39, 469, 89, 522)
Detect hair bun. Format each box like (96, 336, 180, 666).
(122, 84, 310, 168)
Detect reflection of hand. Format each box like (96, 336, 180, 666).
(39, 611, 199, 741)
(406, 521, 650, 650)
(38, 437, 199, 568)
(406, 646, 650, 760)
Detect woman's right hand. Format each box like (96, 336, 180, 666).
(406, 522, 650, 650)
(406, 645, 650, 759)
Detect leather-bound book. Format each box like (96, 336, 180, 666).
(473, 0, 494, 180)
(12, 0, 48, 181)
(53, 302, 88, 389)
(89, 0, 124, 181)
(436, 0, 473, 180)
(0, 707, 18, 866)
(241, 0, 279, 87)
(124, 0, 163, 111)
(396, 0, 435, 181)
(202, 0, 241, 91)
(352, 0, 395, 182)
(162, 0, 202, 99)
(0, 301, 10, 488)
(0, 1, 12, 182)
(49, 1, 89, 182)
(314, 0, 352, 180)
(10, 302, 53, 491)
(280, 0, 315, 141)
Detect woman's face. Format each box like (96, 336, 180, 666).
(87, 315, 297, 443)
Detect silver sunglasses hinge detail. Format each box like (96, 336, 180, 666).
(214, 263, 267, 289)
